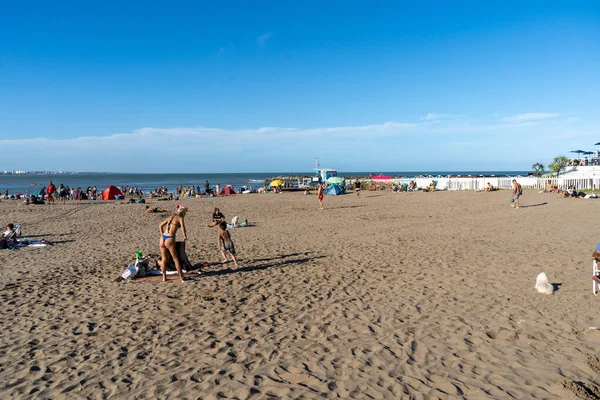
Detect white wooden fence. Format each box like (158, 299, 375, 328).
(376, 176, 600, 191)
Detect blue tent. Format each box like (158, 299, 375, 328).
(326, 184, 344, 195)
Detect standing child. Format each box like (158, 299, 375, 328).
(511, 179, 522, 209)
(317, 183, 325, 210)
(218, 221, 239, 267)
(354, 178, 361, 197)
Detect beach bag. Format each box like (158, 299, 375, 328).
(121, 264, 139, 280)
(0, 239, 7, 249)
(133, 257, 149, 278)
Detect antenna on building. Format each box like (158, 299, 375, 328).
(314, 157, 320, 168)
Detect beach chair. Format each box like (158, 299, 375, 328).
(594, 259, 599, 296)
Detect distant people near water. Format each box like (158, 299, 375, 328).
(47, 181, 56, 205)
(209, 207, 225, 227)
(158, 206, 188, 282)
(205, 180, 211, 196)
(485, 182, 494, 192)
(218, 221, 239, 268)
(511, 179, 522, 209)
(58, 184, 68, 205)
(354, 179, 361, 197)
(317, 183, 325, 210)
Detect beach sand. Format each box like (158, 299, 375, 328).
(1, 190, 599, 399)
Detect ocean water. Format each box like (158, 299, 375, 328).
(0, 171, 528, 195)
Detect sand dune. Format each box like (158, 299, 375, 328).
(1, 190, 599, 399)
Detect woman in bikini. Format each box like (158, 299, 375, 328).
(158, 206, 188, 282)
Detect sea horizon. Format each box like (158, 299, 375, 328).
(1, 170, 530, 195)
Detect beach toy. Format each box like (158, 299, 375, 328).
(509, 198, 515, 203)
(136, 251, 143, 259)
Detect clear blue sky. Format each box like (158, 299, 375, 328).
(1, 1, 599, 173)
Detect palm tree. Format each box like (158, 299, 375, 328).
(531, 162, 545, 177)
(548, 156, 569, 177)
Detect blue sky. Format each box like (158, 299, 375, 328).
(1, 1, 599, 173)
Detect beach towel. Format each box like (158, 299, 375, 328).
(162, 241, 195, 271)
(8, 239, 51, 249)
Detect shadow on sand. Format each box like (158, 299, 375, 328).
(520, 202, 548, 208)
(552, 282, 562, 293)
(192, 253, 325, 279)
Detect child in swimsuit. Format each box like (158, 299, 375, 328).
(317, 183, 324, 210)
(218, 221, 239, 267)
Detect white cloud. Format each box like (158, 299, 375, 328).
(1, 115, 592, 172)
(420, 113, 465, 121)
(502, 113, 559, 123)
(257, 32, 272, 46)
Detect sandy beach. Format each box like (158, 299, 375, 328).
(1, 189, 600, 399)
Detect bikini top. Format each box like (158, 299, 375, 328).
(166, 216, 180, 232)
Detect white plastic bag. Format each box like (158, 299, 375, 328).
(121, 264, 139, 280)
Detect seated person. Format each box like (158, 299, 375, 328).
(208, 207, 225, 227)
(428, 180, 437, 191)
(2, 223, 19, 244)
(544, 180, 554, 193)
(3, 223, 15, 238)
(146, 205, 167, 213)
(485, 182, 494, 192)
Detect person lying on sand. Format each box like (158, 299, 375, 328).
(146, 205, 167, 214)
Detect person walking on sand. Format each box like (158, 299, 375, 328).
(317, 183, 325, 210)
(46, 181, 56, 205)
(354, 178, 361, 197)
(218, 221, 239, 268)
(158, 205, 188, 282)
(511, 179, 522, 209)
(58, 184, 68, 205)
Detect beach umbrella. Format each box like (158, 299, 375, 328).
(326, 176, 345, 184)
(595, 142, 600, 146)
(570, 150, 585, 158)
(269, 179, 284, 187)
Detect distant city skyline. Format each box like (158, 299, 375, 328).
(1, 2, 599, 173)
